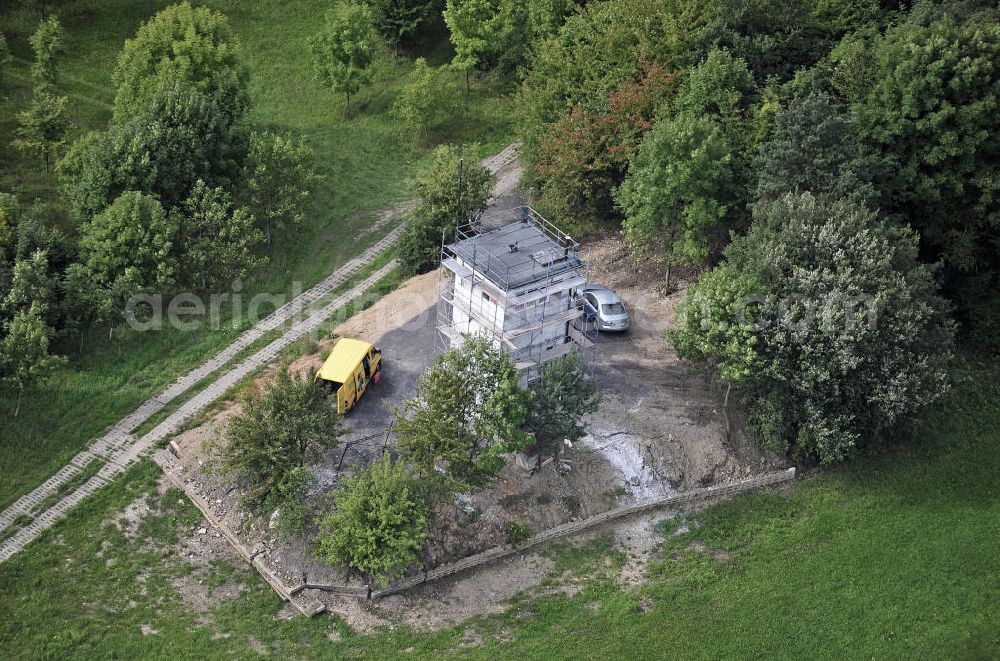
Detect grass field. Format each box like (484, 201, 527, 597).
(0, 0, 515, 509)
(0, 355, 995, 658)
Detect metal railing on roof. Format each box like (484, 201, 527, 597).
(448, 206, 581, 291)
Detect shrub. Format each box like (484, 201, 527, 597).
(671, 193, 955, 464)
(315, 455, 428, 588)
(221, 367, 341, 512)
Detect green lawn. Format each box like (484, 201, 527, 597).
(0, 0, 514, 509)
(0, 355, 995, 658)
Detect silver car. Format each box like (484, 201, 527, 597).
(579, 284, 630, 332)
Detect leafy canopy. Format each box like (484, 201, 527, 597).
(526, 351, 600, 466)
(754, 91, 876, 207)
(398, 144, 494, 275)
(617, 112, 736, 268)
(395, 335, 528, 491)
(315, 454, 428, 588)
(176, 180, 264, 292)
(28, 16, 65, 88)
(242, 131, 318, 243)
(79, 191, 176, 291)
(1, 303, 66, 417)
(221, 367, 341, 512)
(12, 89, 68, 173)
(112, 1, 249, 125)
(310, 3, 382, 108)
(671, 193, 955, 464)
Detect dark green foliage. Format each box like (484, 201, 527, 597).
(59, 262, 108, 353)
(79, 191, 176, 290)
(221, 367, 341, 512)
(754, 91, 876, 206)
(0, 303, 66, 417)
(397, 144, 493, 275)
(12, 88, 68, 173)
(848, 6, 1000, 330)
(2, 249, 54, 318)
(315, 454, 428, 588)
(175, 181, 264, 292)
(526, 351, 599, 467)
(365, 0, 438, 48)
(671, 193, 955, 463)
(0, 33, 12, 84)
(617, 112, 737, 280)
(59, 82, 249, 219)
(517, 0, 708, 228)
(395, 335, 528, 491)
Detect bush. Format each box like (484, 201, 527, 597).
(79, 191, 176, 290)
(503, 520, 533, 546)
(220, 367, 341, 512)
(670, 193, 955, 464)
(315, 455, 428, 588)
(395, 335, 528, 490)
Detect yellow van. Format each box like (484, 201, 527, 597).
(316, 338, 382, 414)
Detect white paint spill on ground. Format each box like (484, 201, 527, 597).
(580, 427, 674, 501)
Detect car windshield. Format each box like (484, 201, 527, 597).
(602, 302, 626, 315)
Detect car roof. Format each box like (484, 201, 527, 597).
(582, 284, 620, 303)
(317, 337, 373, 384)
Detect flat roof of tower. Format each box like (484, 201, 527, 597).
(449, 217, 582, 290)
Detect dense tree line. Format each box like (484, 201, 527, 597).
(0, 4, 317, 411)
(469, 0, 998, 465)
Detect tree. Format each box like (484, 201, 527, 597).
(12, 88, 69, 172)
(60, 263, 107, 353)
(670, 193, 955, 464)
(2, 249, 54, 317)
(0, 33, 12, 86)
(616, 112, 737, 290)
(849, 7, 1000, 327)
(242, 131, 318, 243)
(444, 0, 500, 93)
(0, 192, 14, 255)
(111, 2, 249, 125)
(28, 15, 65, 88)
(59, 81, 249, 218)
(398, 144, 493, 275)
(526, 351, 599, 469)
(516, 0, 713, 229)
(175, 181, 264, 292)
(675, 48, 757, 126)
(80, 191, 176, 290)
(395, 335, 528, 491)
(56, 131, 114, 222)
(315, 454, 428, 589)
(221, 367, 341, 511)
(309, 3, 382, 111)
(754, 91, 876, 207)
(1, 304, 66, 417)
(391, 58, 459, 144)
(365, 0, 436, 50)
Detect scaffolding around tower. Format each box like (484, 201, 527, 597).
(436, 205, 595, 382)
